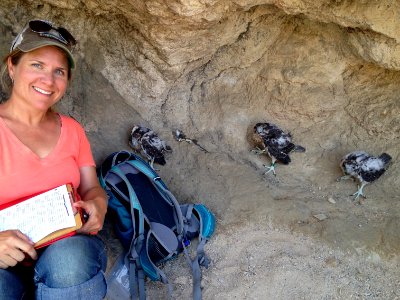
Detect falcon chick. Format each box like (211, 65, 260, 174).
(338, 151, 392, 201)
(129, 125, 172, 169)
(252, 122, 306, 175)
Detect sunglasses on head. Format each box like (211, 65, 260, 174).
(28, 20, 76, 49)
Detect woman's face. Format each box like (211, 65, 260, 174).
(7, 45, 69, 111)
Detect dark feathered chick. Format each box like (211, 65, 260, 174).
(252, 122, 305, 175)
(129, 125, 172, 169)
(338, 151, 392, 201)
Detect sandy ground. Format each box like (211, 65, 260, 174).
(139, 223, 399, 300)
(103, 210, 400, 300)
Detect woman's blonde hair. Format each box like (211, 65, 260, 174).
(0, 49, 24, 101)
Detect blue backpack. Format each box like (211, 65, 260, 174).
(98, 150, 216, 300)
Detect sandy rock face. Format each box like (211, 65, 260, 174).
(0, 0, 399, 258)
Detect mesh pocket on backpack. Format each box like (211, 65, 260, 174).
(146, 222, 179, 265)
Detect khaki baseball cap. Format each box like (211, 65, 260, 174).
(11, 20, 76, 69)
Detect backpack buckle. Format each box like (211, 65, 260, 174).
(183, 238, 191, 247)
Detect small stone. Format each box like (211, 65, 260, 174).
(313, 213, 328, 221)
(325, 256, 338, 267)
(328, 197, 336, 204)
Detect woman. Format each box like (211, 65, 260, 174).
(0, 20, 108, 299)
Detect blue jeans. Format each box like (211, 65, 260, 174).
(0, 235, 107, 300)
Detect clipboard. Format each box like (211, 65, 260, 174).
(0, 184, 84, 249)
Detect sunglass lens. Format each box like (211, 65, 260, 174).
(29, 20, 52, 33)
(58, 27, 76, 46)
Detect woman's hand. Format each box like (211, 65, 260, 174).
(74, 195, 107, 234)
(77, 166, 108, 235)
(0, 230, 37, 269)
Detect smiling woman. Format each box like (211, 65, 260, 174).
(0, 20, 108, 299)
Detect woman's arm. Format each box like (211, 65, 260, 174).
(75, 166, 108, 235)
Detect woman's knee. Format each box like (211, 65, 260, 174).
(34, 235, 107, 288)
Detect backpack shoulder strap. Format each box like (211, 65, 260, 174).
(105, 165, 147, 300)
(106, 166, 145, 229)
(98, 150, 138, 188)
(181, 204, 216, 300)
(124, 160, 185, 235)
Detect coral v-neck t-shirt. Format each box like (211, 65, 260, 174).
(0, 114, 95, 206)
